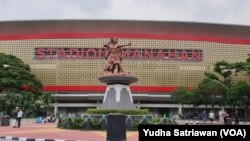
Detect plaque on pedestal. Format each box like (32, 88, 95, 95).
(99, 75, 138, 109)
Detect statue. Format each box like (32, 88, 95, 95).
(103, 38, 131, 75)
(99, 38, 138, 109)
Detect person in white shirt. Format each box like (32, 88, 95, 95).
(209, 111, 215, 123)
(219, 109, 224, 124)
(17, 108, 23, 128)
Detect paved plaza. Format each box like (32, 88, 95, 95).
(1, 119, 250, 141)
(0, 120, 138, 141)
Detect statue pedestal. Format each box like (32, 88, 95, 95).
(99, 75, 138, 109)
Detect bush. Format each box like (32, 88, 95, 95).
(86, 109, 149, 115)
(58, 114, 173, 131)
(149, 116, 162, 124)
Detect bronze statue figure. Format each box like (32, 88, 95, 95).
(103, 38, 131, 75)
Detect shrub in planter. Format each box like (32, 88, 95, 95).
(161, 118, 173, 125)
(90, 118, 103, 130)
(72, 117, 85, 129)
(149, 116, 162, 125)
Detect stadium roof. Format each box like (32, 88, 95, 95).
(0, 20, 250, 44)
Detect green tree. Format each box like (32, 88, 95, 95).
(203, 60, 240, 108)
(0, 53, 51, 117)
(184, 91, 195, 114)
(182, 88, 203, 108)
(198, 77, 227, 108)
(231, 54, 250, 78)
(171, 87, 187, 106)
(19, 91, 36, 116)
(35, 93, 52, 114)
(171, 87, 198, 117)
(203, 55, 250, 119)
(171, 87, 187, 116)
(0, 53, 43, 93)
(0, 91, 21, 116)
(205, 60, 233, 85)
(227, 81, 250, 120)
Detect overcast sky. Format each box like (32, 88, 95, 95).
(0, 0, 250, 26)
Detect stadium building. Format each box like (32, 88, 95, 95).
(0, 20, 249, 115)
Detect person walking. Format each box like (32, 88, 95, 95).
(12, 107, 18, 128)
(219, 109, 224, 125)
(17, 108, 23, 128)
(223, 110, 229, 125)
(201, 110, 207, 123)
(209, 111, 215, 124)
(234, 110, 239, 125)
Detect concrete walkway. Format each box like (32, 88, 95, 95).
(0, 119, 138, 141)
(1, 119, 249, 141)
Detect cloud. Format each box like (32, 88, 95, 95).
(0, 0, 111, 20)
(0, 0, 250, 25)
(102, 0, 198, 21)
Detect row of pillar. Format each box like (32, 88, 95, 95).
(52, 101, 183, 116)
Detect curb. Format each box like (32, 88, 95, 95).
(0, 135, 86, 141)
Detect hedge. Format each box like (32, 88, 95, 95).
(86, 108, 149, 115)
(58, 115, 174, 131)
